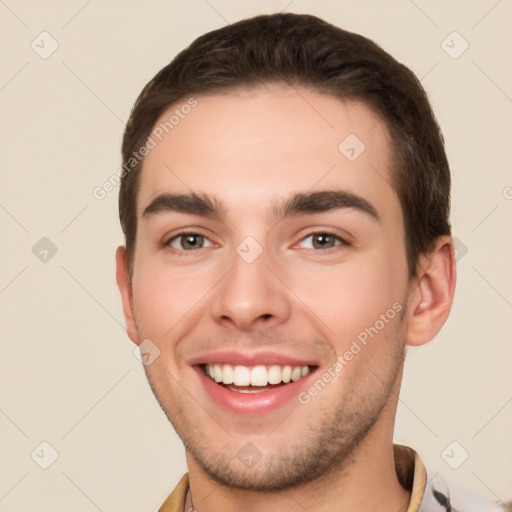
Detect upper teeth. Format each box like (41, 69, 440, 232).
(205, 364, 310, 386)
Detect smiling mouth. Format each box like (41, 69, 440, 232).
(202, 363, 316, 393)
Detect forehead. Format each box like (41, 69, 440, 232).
(137, 85, 398, 221)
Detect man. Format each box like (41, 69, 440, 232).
(115, 13, 504, 512)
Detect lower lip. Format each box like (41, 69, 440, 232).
(194, 366, 316, 414)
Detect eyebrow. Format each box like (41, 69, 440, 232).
(141, 190, 380, 223)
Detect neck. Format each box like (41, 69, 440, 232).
(185, 425, 411, 512)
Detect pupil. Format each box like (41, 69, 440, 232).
(184, 235, 201, 249)
(314, 234, 331, 248)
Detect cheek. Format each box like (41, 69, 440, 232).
(286, 246, 407, 350)
(131, 258, 217, 341)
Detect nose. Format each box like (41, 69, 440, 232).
(210, 244, 291, 332)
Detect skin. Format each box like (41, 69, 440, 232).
(116, 84, 456, 512)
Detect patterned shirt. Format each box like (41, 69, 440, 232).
(157, 445, 506, 512)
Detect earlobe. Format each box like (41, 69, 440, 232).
(115, 246, 139, 345)
(405, 236, 457, 347)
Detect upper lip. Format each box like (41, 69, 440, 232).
(187, 350, 318, 367)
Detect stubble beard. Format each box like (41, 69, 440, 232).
(142, 313, 407, 492)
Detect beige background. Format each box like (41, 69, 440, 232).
(1, 0, 511, 510)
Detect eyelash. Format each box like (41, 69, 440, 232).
(163, 230, 351, 255)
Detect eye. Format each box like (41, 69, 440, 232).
(167, 232, 214, 251)
(298, 232, 348, 250)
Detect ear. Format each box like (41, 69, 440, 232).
(405, 235, 457, 347)
(115, 245, 139, 345)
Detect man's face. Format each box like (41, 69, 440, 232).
(126, 85, 412, 490)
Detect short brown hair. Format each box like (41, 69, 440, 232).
(119, 12, 451, 278)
